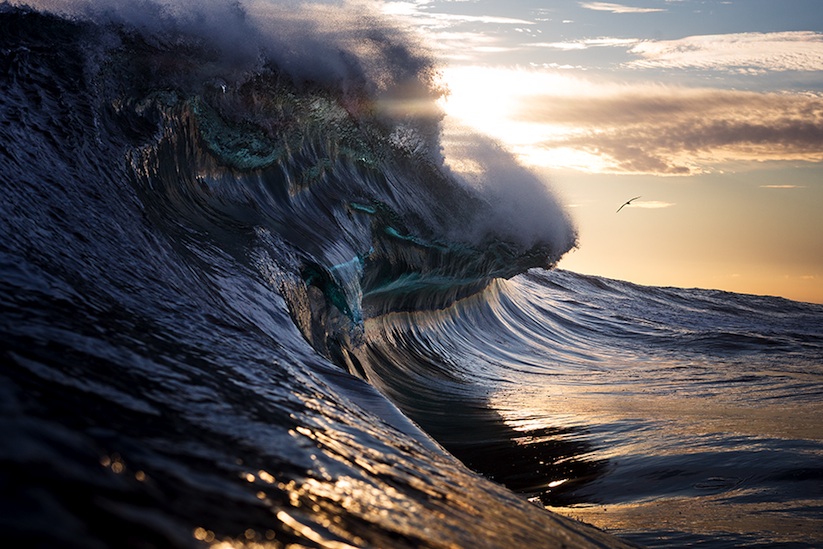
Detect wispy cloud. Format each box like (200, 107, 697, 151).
(627, 32, 823, 72)
(531, 38, 640, 50)
(383, 2, 534, 26)
(381, 1, 531, 61)
(760, 185, 806, 189)
(516, 86, 823, 174)
(579, 2, 665, 14)
(441, 67, 823, 175)
(633, 200, 676, 208)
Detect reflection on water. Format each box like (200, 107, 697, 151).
(488, 352, 823, 547)
(356, 311, 611, 507)
(355, 271, 823, 547)
(547, 496, 823, 548)
(409, 399, 608, 506)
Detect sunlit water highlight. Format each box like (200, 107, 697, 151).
(356, 270, 823, 547)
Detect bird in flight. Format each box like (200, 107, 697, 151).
(616, 196, 641, 213)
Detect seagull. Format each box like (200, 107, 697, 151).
(616, 196, 641, 213)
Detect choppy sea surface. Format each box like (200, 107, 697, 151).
(363, 270, 823, 547)
(1, 3, 821, 548)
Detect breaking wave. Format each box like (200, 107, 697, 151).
(2, 3, 821, 548)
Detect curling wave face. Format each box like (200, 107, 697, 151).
(0, 4, 623, 549)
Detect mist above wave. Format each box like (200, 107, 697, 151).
(16, 0, 438, 103)
(13, 0, 576, 265)
(442, 119, 576, 253)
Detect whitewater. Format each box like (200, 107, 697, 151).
(1, 2, 822, 547)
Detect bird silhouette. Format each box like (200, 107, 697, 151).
(616, 196, 641, 213)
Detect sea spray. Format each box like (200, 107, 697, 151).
(12, 0, 576, 261)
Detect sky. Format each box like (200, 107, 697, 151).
(380, 0, 823, 304)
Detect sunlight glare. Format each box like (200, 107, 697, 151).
(438, 66, 600, 171)
(513, 146, 612, 173)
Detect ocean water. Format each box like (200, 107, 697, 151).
(1, 3, 822, 548)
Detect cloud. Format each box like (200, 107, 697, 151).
(579, 2, 665, 14)
(760, 185, 806, 189)
(531, 38, 640, 50)
(383, 2, 534, 26)
(633, 200, 676, 208)
(381, 0, 532, 61)
(627, 32, 823, 72)
(515, 86, 823, 174)
(442, 67, 823, 175)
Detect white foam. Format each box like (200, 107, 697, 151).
(441, 118, 577, 257)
